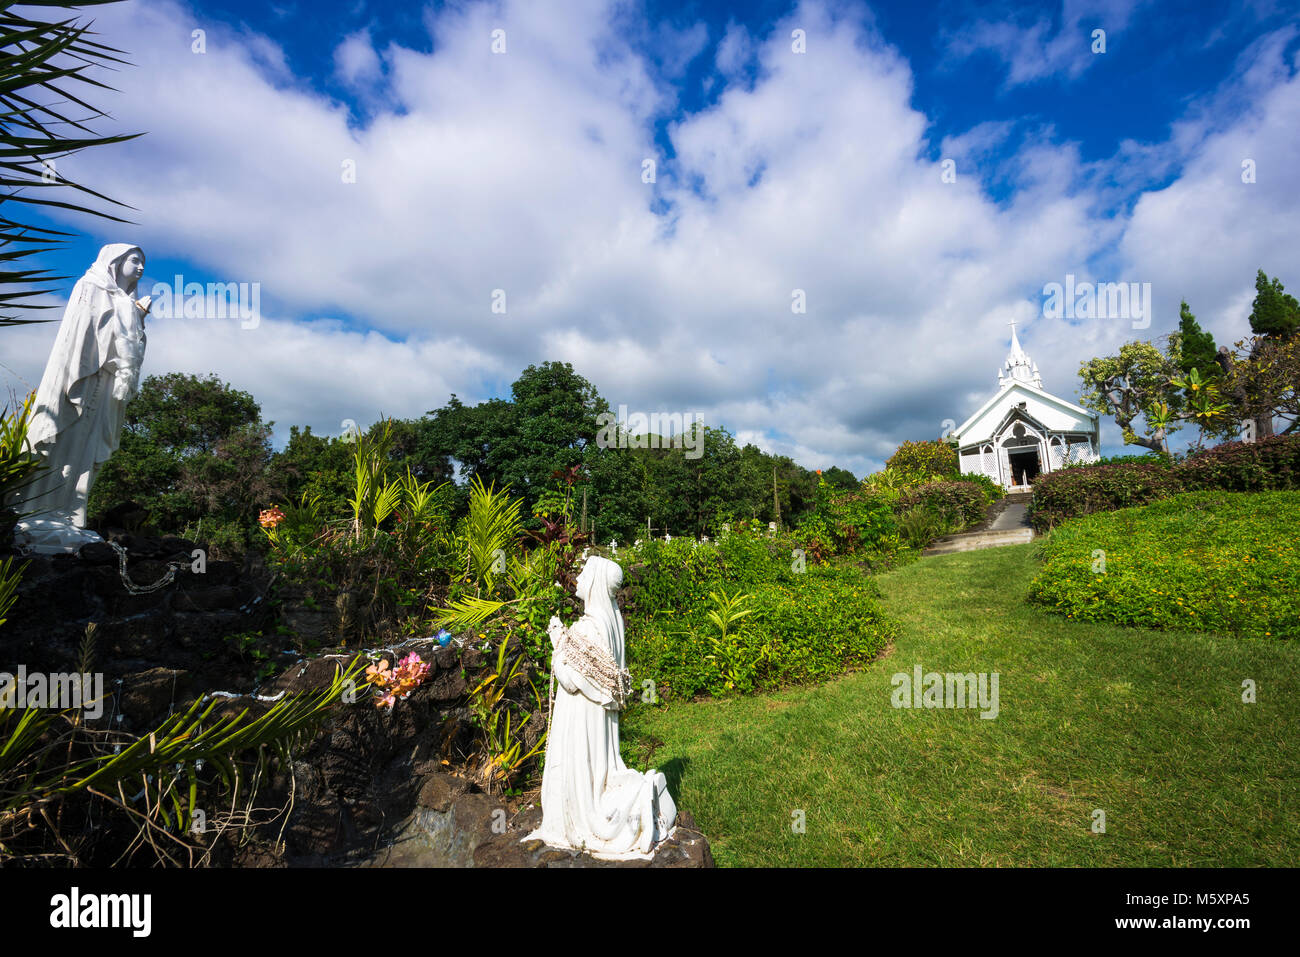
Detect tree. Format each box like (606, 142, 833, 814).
(820, 465, 857, 490)
(88, 373, 271, 552)
(1248, 270, 1300, 340)
(1078, 341, 1185, 453)
(117, 371, 261, 456)
(1, 0, 140, 325)
(421, 362, 607, 515)
(1175, 300, 1219, 381)
(264, 424, 355, 518)
(506, 361, 608, 501)
(1220, 334, 1300, 437)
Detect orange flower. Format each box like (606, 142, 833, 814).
(259, 505, 286, 529)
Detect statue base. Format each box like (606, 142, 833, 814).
(12, 518, 105, 555)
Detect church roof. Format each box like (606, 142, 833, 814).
(952, 378, 1098, 447)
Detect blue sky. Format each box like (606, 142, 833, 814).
(5, 0, 1299, 474)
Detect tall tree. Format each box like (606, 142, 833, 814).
(820, 465, 858, 490)
(1248, 270, 1300, 340)
(1175, 300, 1219, 380)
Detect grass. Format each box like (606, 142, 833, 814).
(621, 543, 1300, 866)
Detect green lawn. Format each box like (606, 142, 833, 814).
(621, 543, 1300, 866)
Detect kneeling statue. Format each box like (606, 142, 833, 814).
(524, 555, 676, 860)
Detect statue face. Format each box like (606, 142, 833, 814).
(116, 251, 145, 287)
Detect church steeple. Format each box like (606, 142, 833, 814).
(998, 320, 1043, 390)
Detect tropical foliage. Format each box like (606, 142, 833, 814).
(0, 633, 366, 865)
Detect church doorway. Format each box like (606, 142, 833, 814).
(1008, 448, 1041, 487)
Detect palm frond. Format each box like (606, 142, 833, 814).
(0, 0, 141, 321)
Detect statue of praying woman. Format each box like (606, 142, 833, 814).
(524, 555, 677, 860)
(11, 244, 152, 553)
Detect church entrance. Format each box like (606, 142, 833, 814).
(1007, 448, 1041, 487)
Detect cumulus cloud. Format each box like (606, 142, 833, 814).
(334, 28, 383, 89)
(6, 0, 1299, 475)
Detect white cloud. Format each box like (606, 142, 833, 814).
(943, 0, 1146, 89)
(334, 28, 383, 89)
(7, 0, 1299, 476)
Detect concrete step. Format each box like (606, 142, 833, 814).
(923, 526, 1035, 556)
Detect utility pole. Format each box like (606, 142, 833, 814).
(773, 464, 781, 529)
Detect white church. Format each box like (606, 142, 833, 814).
(950, 323, 1101, 490)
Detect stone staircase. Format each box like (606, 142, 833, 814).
(922, 491, 1036, 556)
(923, 526, 1034, 555)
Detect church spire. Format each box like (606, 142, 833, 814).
(998, 320, 1043, 389)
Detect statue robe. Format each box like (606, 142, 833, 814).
(18, 244, 146, 527)
(525, 557, 676, 860)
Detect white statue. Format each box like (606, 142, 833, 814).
(11, 244, 151, 554)
(524, 555, 676, 860)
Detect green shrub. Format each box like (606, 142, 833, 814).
(621, 529, 896, 700)
(896, 480, 987, 530)
(1028, 491, 1300, 638)
(626, 565, 895, 700)
(1029, 435, 1300, 530)
(958, 472, 1005, 505)
(1174, 435, 1300, 492)
(1027, 463, 1183, 532)
(794, 481, 899, 561)
(1061, 452, 1172, 469)
(885, 439, 959, 488)
(897, 506, 952, 549)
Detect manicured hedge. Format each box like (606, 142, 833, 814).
(1028, 491, 1300, 638)
(1027, 463, 1182, 531)
(1175, 436, 1300, 492)
(1029, 434, 1300, 530)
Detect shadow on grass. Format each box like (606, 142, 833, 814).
(659, 755, 690, 799)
